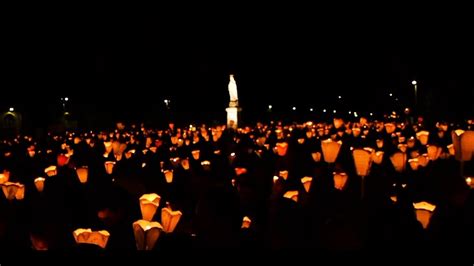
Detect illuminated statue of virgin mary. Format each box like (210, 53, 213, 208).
(228, 74, 238, 107)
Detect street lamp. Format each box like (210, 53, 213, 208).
(412, 80, 418, 108)
(9, 107, 14, 112)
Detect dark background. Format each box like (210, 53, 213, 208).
(1, 7, 473, 132)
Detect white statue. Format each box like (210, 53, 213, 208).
(228, 74, 238, 106)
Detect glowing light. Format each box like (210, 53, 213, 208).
(65, 97, 69, 102)
(333, 110, 336, 114)
(292, 107, 296, 111)
(389, 93, 393, 97)
(412, 80, 417, 85)
(338, 96, 342, 99)
(370, 112, 373, 116)
(310, 108, 314, 112)
(9, 107, 14, 112)
(268, 105, 272, 109)
(323, 109, 326, 113)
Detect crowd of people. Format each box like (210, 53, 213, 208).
(0, 115, 473, 251)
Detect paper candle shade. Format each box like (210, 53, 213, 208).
(416, 131, 430, 146)
(333, 172, 348, 190)
(34, 177, 46, 192)
(30, 234, 48, 251)
(301, 177, 312, 193)
(112, 141, 121, 154)
(201, 160, 211, 171)
(181, 159, 190, 170)
(163, 170, 173, 183)
(352, 149, 373, 177)
(140, 193, 161, 221)
(408, 158, 420, 171)
(73, 228, 110, 249)
(104, 161, 115, 175)
(321, 139, 342, 163)
(170, 136, 178, 145)
(234, 168, 247, 176)
(384, 123, 396, 134)
(376, 139, 384, 149)
(333, 118, 344, 129)
(191, 150, 200, 160)
(279, 170, 289, 180)
(311, 152, 322, 162)
(125, 149, 136, 159)
(283, 190, 299, 202)
(276, 142, 289, 157)
(273, 176, 279, 184)
(133, 220, 163, 250)
(352, 128, 361, 137)
(466, 177, 474, 188)
(427, 145, 442, 161)
(418, 154, 430, 167)
(410, 150, 420, 159)
(241, 216, 252, 229)
(397, 144, 408, 153)
(161, 207, 182, 233)
(57, 154, 70, 167)
(451, 130, 474, 161)
(390, 195, 397, 203)
(372, 151, 384, 165)
(0, 173, 9, 185)
(2, 182, 25, 200)
(390, 152, 407, 173)
(76, 167, 89, 183)
(447, 144, 455, 156)
(104, 141, 113, 154)
(413, 202, 436, 229)
(44, 166, 57, 177)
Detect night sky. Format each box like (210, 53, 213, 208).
(2, 8, 473, 128)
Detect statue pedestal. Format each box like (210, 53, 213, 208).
(226, 107, 241, 129)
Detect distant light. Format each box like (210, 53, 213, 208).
(395, 98, 399, 101)
(323, 109, 327, 113)
(9, 107, 14, 112)
(292, 107, 296, 111)
(310, 108, 314, 112)
(389, 93, 393, 97)
(348, 111, 352, 114)
(370, 112, 373, 116)
(354, 112, 358, 118)
(338, 95, 342, 99)
(412, 80, 417, 85)
(333, 110, 337, 114)
(64, 97, 69, 102)
(268, 105, 272, 110)
(164, 99, 169, 104)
